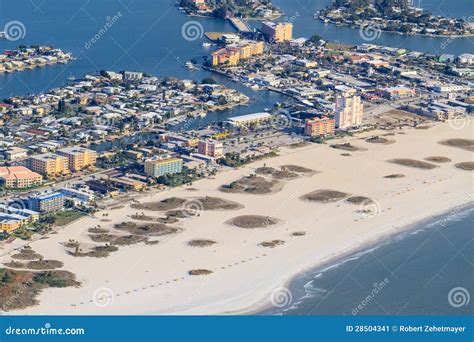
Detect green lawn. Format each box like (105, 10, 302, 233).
(53, 211, 86, 226)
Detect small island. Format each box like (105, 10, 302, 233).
(0, 46, 73, 74)
(178, 0, 282, 20)
(318, 0, 474, 37)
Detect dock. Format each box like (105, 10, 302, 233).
(204, 32, 235, 42)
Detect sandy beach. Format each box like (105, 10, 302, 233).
(1, 120, 473, 315)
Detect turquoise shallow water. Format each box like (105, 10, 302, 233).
(259, 206, 474, 316)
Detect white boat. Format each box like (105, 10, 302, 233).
(185, 61, 199, 70)
(202, 42, 213, 48)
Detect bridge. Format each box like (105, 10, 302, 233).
(228, 17, 253, 35)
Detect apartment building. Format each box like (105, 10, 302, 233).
(57, 146, 97, 172)
(304, 117, 336, 137)
(27, 153, 69, 177)
(334, 91, 364, 129)
(198, 140, 224, 158)
(5, 146, 28, 161)
(211, 41, 265, 66)
(261, 21, 293, 43)
(0, 166, 43, 189)
(144, 157, 184, 178)
(28, 192, 65, 213)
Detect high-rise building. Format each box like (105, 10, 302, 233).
(261, 21, 293, 43)
(28, 153, 69, 177)
(57, 146, 97, 172)
(334, 91, 364, 129)
(144, 157, 183, 178)
(304, 117, 335, 137)
(198, 140, 224, 158)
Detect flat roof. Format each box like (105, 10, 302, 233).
(30, 192, 64, 201)
(226, 112, 272, 123)
(58, 146, 95, 155)
(30, 153, 66, 162)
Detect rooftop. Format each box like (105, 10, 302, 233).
(30, 153, 66, 162)
(58, 146, 96, 155)
(0, 166, 42, 181)
(226, 112, 272, 123)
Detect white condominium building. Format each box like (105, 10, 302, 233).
(334, 91, 364, 129)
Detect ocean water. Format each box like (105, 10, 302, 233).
(260, 206, 474, 316)
(0, 0, 472, 317)
(0, 0, 472, 101)
(0, 0, 288, 126)
(272, 0, 474, 55)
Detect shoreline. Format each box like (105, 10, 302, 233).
(233, 202, 474, 315)
(317, 18, 474, 38)
(1, 121, 472, 315)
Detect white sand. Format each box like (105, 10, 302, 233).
(1, 120, 473, 315)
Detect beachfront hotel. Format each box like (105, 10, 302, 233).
(57, 146, 97, 172)
(198, 140, 224, 158)
(304, 117, 336, 137)
(0, 204, 39, 233)
(28, 192, 65, 213)
(334, 91, 364, 129)
(0, 166, 43, 189)
(144, 157, 184, 178)
(260, 21, 293, 43)
(28, 153, 69, 177)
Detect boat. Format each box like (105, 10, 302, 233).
(185, 61, 199, 70)
(67, 74, 76, 81)
(202, 42, 213, 48)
